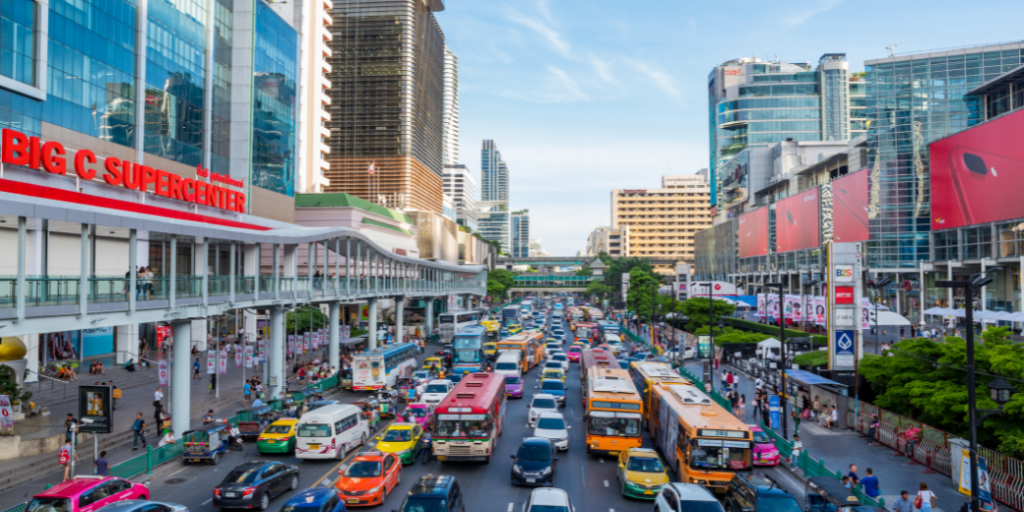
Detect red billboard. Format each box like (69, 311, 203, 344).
(775, 187, 819, 253)
(832, 169, 869, 243)
(930, 109, 1024, 230)
(737, 207, 769, 259)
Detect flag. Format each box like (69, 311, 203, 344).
(367, 162, 375, 175)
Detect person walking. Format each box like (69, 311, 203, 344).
(868, 414, 880, 446)
(738, 394, 746, 418)
(132, 413, 147, 450)
(64, 413, 79, 447)
(193, 358, 201, 380)
(94, 451, 109, 476)
(243, 380, 252, 407)
(917, 483, 937, 512)
(892, 491, 914, 512)
(60, 438, 78, 482)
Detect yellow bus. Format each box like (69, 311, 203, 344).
(584, 367, 643, 455)
(629, 362, 690, 423)
(649, 383, 752, 494)
(480, 320, 501, 357)
(496, 331, 545, 373)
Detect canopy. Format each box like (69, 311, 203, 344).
(866, 310, 911, 326)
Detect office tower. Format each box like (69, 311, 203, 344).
(481, 140, 509, 201)
(511, 210, 530, 258)
(611, 175, 711, 271)
(443, 164, 477, 229)
(528, 239, 549, 257)
(443, 46, 459, 167)
(325, 0, 447, 213)
(707, 54, 866, 207)
(476, 201, 510, 254)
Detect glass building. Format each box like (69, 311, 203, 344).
(476, 200, 510, 254)
(481, 139, 509, 202)
(511, 210, 530, 258)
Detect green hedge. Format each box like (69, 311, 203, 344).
(810, 335, 827, 345)
(793, 350, 828, 367)
(723, 317, 807, 338)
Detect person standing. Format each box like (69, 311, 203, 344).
(891, 491, 914, 512)
(243, 380, 252, 407)
(193, 358, 201, 380)
(159, 429, 175, 447)
(108, 380, 119, 411)
(94, 451, 109, 476)
(847, 464, 860, 486)
(861, 468, 880, 498)
(64, 413, 79, 446)
(60, 438, 78, 482)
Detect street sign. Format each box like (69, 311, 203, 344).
(834, 265, 854, 283)
(158, 360, 168, 385)
(835, 330, 855, 368)
(769, 395, 780, 429)
(698, 335, 711, 358)
(834, 308, 855, 327)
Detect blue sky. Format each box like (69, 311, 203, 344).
(441, 0, 1024, 256)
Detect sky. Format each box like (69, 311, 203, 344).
(441, 0, 1024, 257)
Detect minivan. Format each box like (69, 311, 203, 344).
(296, 404, 369, 460)
(494, 353, 523, 378)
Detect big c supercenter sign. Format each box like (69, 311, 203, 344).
(2, 129, 247, 213)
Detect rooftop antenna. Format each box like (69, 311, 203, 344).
(775, 53, 779, 63)
(886, 43, 898, 57)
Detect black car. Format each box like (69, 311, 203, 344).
(394, 475, 465, 512)
(724, 473, 801, 512)
(214, 461, 299, 510)
(511, 437, 557, 486)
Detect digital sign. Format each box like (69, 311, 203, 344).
(737, 208, 769, 259)
(78, 385, 112, 433)
(832, 170, 869, 243)
(775, 187, 820, 253)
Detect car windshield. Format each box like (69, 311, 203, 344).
(545, 363, 561, 369)
(541, 381, 564, 392)
(344, 461, 382, 477)
(382, 429, 413, 442)
(677, 503, 724, 512)
(529, 506, 569, 512)
(757, 498, 802, 512)
(399, 497, 447, 512)
(588, 416, 641, 437)
(517, 444, 551, 461)
(568, 348, 580, 353)
(297, 423, 331, 437)
(536, 417, 565, 430)
(424, 385, 449, 394)
(223, 466, 262, 484)
(689, 440, 751, 470)
(532, 398, 557, 409)
(26, 498, 69, 512)
(753, 431, 772, 444)
(627, 456, 663, 472)
(496, 362, 518, 370)
(551, 355, 567, 361)
(505, 376, 522, 385)
(413, 372, 431, 379)
(264, 424, 292, 434)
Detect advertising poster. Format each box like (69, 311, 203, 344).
(756, 293, 765, 317)
(814, 296, 826, 325)
(207, 350, 216, 374)
(235, 348, 242, 367)
(930, 109, 1024, 230)
(219, 349, 228, 375)
(0, 395, 13, 432)
(785, 294, 801, 322)
(158, 360, 168, 385)
(737, 208, 769, 259)
(766, 294, 779, 323)
(78, 386, 112, 433)
(804, 295, 813, 323)
(304, 333, 311, 351)
(832, 170, 870, 242)
(343, 325, 351, 340)
(861, 298, 871, 329)
(288, 335, 295, 356)
(244, 346, 253, 368)
(775, 188, 820, 253)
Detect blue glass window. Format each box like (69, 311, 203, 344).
(250, 0, 297, 197)
(1, 0, 36, 86)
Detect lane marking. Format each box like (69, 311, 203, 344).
(603, 480, 609, 487)
(202, 499, 212, 505)
(311, 418, 397, 488)
(598, 458, 604, 463)
(508, 503, 514, 512)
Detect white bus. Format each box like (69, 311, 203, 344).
(351, 342, 418, 390)
(438, 308, 485, 343)
(296, 404, 369, 459)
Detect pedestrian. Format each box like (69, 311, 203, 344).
(252, 395, 263, 408)
(108, 380, 119, 410)
(861, 468, 880, 498)
(738, 394, 746, 418)
(64, 413, 79, 446)
(842, 476, 852, 489)
(154, 387, 163, 407)
(203, 410, 215, 424)
(243, 380, 252, 407)
(193, 358, 201, 379)
(790, 434, 802, 466)
(94, 450, 109, 476)
(761, 400, 770, 427)
(892, 491, 913, 512)
(159, 429, 175, 447)
(917, 483, 937, 512)
(868, 414, 880, 445)
(847, 464, 860, 486)
(60, 438, 78, 482)
(791, 407, 801, 436)
(153, 401, 164, 433)
(132, 413, 147, 450)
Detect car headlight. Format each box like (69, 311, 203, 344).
(435, 449, 445, 454)
(541, 466, 552, 475)
(397, 448, 412, 455)
(690, 478, 708, 485)
(513, 465, 523, 474)
(369, 485, 382, 494)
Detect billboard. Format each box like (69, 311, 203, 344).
(737, 208, 769, 259)
(931, 109, 1024, 230)
(78, 385, 112, 433)
(832, 170, 869, 243)
(775, 188, 820, 253)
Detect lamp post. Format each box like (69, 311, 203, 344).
(936, 267, 1003, 512)
(765, 281, 788, 440)
(869, 275, 895, 354)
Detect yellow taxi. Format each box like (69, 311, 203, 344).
(507, 324, 523, 335)
(256, 418, 298, 454)
(542, 368, 566, 383)
(373, 422, 424, 465)
(616, 448, 669, 499)
(572, 341, 587, 349)
(422, 357, 443, 371)
(484, 342, 497, 358)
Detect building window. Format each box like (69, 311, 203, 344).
(0, 0, 36, 86)
(962, 227, 992, 260)
(997, 222, 1024, 258)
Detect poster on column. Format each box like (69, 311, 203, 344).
(815, 296, 826, 325)
(235, 347, 242, 367)
(804, 295, 814, 323)
(861, 298, 871, 329)
(343, 325, 351, 340)
(766, 295, 778, 323)
(304, 333, 310, 351)
(207, 350, 216, 374)
(785, 294, 801, 322)
(257, 339, 265, 363)
(244, 346, 253, 368)
(158, 360, 168, 385)
(219, 349, 228, 374)
(288, 335, 295, 356)
(756, 294, 765, 317)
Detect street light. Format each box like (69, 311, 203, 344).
(869, 274, 896, 354)
(936, 266, 1002, 512)
(765, 281, 789, 441)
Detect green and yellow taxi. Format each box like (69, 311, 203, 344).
(484, 342, 497, 358)
(616, 448, 669, 499)
(542, 368, 566, 383)
(373, 422, 424, 464)
(256, 418, 298, 454)
(507, 324, 523, 335)
(422, 357, 443, 372)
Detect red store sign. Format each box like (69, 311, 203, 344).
(2, 129, 246, 213)
(835, 286, 854, 304)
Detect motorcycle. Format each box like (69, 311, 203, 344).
(226, 426, 244, 451)
(419, 434, 433, 464)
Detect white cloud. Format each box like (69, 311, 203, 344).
(499, 65, 589, 103)
(627, 60, 681, 98)
(783, 0, 844, 28)
(589, 56, 617, 85)
(503, 6, 571, 58)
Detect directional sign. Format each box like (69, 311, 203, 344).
(769, 395, 780, 429)
(835, 330, 855, 368)
(698, 335, 711, 358)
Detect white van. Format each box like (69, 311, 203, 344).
(296, 404, 368, 460)
(494, 353, 522, 378)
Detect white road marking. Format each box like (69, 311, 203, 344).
(202, 499, 212, 505)
(165, 466, 190, 478)
(610, 509, 615, 512)
(599, 458, 604, 463)
(603, 480, 609, 487)
(508, 503, 514, 512)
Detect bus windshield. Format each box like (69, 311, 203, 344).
(435, 414, 489, 438)
(588, 415, 640, 437)
(453, 335, 482, 349)
(454, 349, 481, 363)
(689, 440, 751, 470)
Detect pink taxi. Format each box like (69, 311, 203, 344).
(403, 403, 435, 429)
(27, 476, 149, 512)
(749, 424, 780, 466)
(566, 346, 583, 362)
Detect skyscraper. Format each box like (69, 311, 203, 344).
(443, 46, 460, 168)
(477, 201, 511, 254)
(481, 140, 509, 201)
(511, 210, 531, 258)
(325, 0, 447, 213)
(443, 164, 477, 229)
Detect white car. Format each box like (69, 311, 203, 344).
(533, 412, 570, 451)
(547, 354, 570, 372)
(527, 394, 559, 428)
(654, 483, 723, 512)
(545, 343, 561, 353)
(542, 360, 566, 374)
(526, 488, 575, 512)
(420, 379, 455, 405)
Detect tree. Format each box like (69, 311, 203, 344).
(286, 306, 329, 334)
(679, 297, 735, 332)
(485, 268, 516, 299)
(576, 265, 593, 277)
(626, 268, 658, 324)
(602, 256, 654, 296)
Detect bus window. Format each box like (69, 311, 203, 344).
(689, 440, 750, 470)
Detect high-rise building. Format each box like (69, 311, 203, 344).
(511, 210, 530, 257)
(528, 239, 549, 257)
(707, 54, 866, 208)
(442, 46, 459, 167)
(0, 0, 300, 222)
(481, 140, 509, 201)
(324, 0, 447, 213)
(586, 227, 623, 257)
(611, 175, 711, 272)
(476, 201, 510, 254)
(443, 164, 477, 229)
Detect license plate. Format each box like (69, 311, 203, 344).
(309, 444, 319, 449)
(437, 456, 447, 461)
(347, 499, 359, 504)
(526, 478, 536, 483)
(644, 491, 653, 495)
(225, 492, 237, 498)
(267, 440, 275, 444)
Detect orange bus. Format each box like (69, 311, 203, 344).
(432, 372, 507, 463)
(495, 331, 544, 373)
(573, 321, 599, 344)
(649, 383, 752, 494)
(629, 361, 690, 425)
(579, 349, 618, 387)
(584, 367, 643, 455)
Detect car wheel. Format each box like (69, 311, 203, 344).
(381, 487, 388, 504)
(258, 493, 270, 511)
(289, 476, 298, 491)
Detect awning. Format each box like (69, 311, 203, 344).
(785, 369, 848, 392)
(870, 310, 911, 326)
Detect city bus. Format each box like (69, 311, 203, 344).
(501, 306, 520, 326)
(597, 320, 620, 340)
(568, 307, 584, 322)
(630, 362, 690, 423)
(579, 349, 618, 387)
(438, 308, 485, 343)
(452, 325, 487, 374)
(495, 331, 545, 373)
(584, 307, 604, 322)
(519, 300, 535, 320)
(432, 372, 507, 462)
(351, 342, 418, 390)
(573, 321, 599, 345)
(584, 367, 643, 455)
(649, 383, 752, 494)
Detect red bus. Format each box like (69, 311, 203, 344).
(432, 372, 507, 463)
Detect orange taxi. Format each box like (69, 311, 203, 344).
(335, 450, 402, 507)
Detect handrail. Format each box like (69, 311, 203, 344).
(24, 368, 71, 399)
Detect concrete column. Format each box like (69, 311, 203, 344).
(426, 299, 434, 335)
(395, 297, 404, 345)
(129, 229, 136, 313)
(947, 264, 954, 310)
(171, 319, 192, 438)
(367, 298, 378, 351)
(80, 224, 89, 316)
(269, 306, 284, 399)
(115, 324, 140, 364)
(981, 260, 987, 311)
(329, 302, 340, 371)
(22, 334, 39, 383)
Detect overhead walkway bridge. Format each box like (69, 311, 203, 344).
(510, 274, 595, 292)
